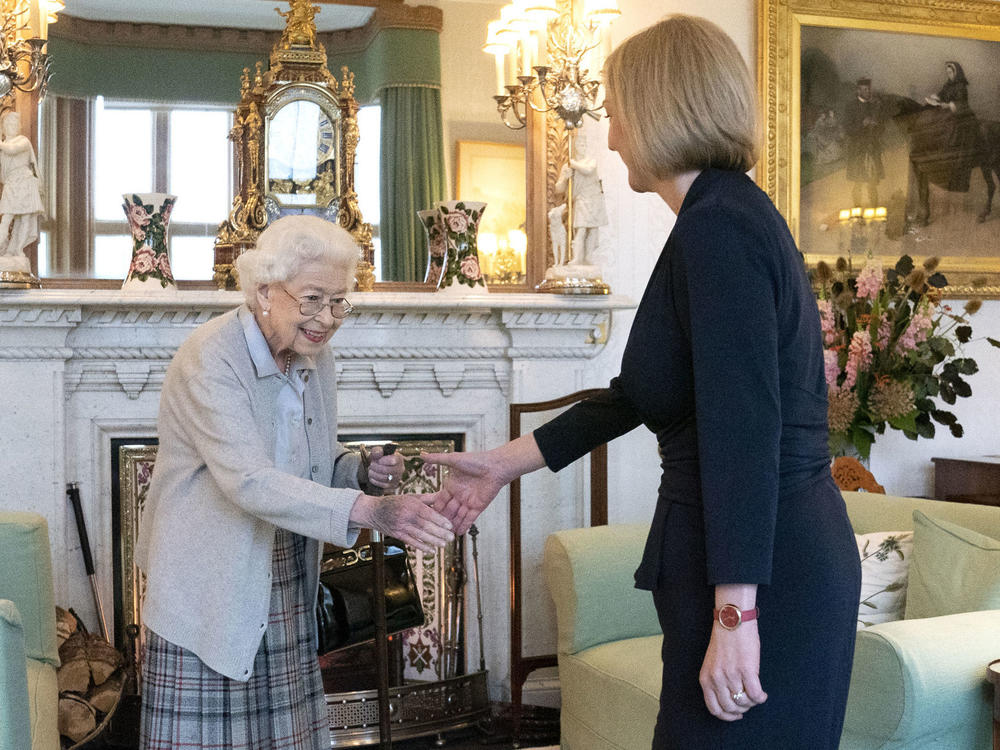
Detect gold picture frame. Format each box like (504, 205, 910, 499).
(114, 442, 158, 651)
(758, 0, 1000, 297)
(455, 140, 527, 286)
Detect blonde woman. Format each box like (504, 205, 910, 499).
(427, 15, 860, 749)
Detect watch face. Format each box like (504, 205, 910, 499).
(719, 605, 741, 629)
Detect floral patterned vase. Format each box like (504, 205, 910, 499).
(122, 193, 177, 292)
(432, 200, 488, 293)
(418, 208, 447, 286)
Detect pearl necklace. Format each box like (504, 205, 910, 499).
(283, 352, 292, 377)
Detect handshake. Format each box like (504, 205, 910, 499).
(351, 437, 539, 554)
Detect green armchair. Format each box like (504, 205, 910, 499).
(543, 492, 1000, 750)
(0, 511, 61, 750)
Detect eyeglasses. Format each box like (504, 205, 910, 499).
(280, 286, 354, 319)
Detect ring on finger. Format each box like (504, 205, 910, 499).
(731, 690, 746, 704)
(387, 473, 393, 482)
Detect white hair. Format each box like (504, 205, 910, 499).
(235, 215, 360, 306)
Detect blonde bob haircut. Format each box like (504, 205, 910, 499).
(235, 215, 360, 307)
(603, 14, 759, 179)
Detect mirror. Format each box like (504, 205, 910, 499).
(34, 0, 531, 289)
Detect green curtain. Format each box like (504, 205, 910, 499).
(379, 86, 446, 282)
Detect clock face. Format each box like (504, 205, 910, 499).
(317, 114, 336, 159)
(717, 605, 743, 629)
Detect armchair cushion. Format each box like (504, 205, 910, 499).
(905, 510, 1000, 619)
(0, 512, 59, 666)
(840, 609, 1000, 750)
(559, 635, 661, 750)
(0, 599, 32, 750)
(543, 524, 660, 655)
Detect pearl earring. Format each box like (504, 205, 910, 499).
(262, 309, 269, 317)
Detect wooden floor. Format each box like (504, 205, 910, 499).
(87, 702, 560, 750)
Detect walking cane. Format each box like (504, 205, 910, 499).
(363, 444, 397, 750)
(66, 483, 110, 641)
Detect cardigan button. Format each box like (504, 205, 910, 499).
(307, 418, 313, 425)
(303, 374, 310, 383)
(312, 465, 319, 474)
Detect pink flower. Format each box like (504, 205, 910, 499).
(817, 299, 836, 345)
(127, 201, 151, 229)
(823, 349, 840, 389)
(160, 201, 173, 225)
(130, 248, 156, 275)
(896, 304, 934, 354)
(460, 255, 481, 280)
(843, 330, 872, 389)
(445, 211, 469, 234)
(157, 253, 173, 275)
(876, 313, 891, 351)
(855, 262, 883, 300)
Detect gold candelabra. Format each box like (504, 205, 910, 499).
(838, 206, 887, 269)
(484, 0, 618, 130)
(0, 0, 61, 102)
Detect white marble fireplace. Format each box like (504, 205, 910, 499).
(0, 288, 632, 701)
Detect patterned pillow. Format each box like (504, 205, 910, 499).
(856, 531, 914, 629)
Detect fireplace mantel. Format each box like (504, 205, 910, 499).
(0, 288, 633, 700)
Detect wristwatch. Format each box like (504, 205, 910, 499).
(714, 603, 760, 630)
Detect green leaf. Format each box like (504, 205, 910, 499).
(883, 581, 905, 592)
(988, 337, 1000, 348)
(930, 410, 957, 426)
(954, 358, 978, 375)
(949, 422, 964, 438)
(927, 272, 948, 288)
(861, 601, 877, 609)
(915, 413, 935, 439)
(956, 325, 973, 343)
(895, 255, 914, 276)
(940, 383, 956, 405)
(953, 379, 972, 398)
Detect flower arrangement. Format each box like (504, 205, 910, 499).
(814, 254, 1000, 459)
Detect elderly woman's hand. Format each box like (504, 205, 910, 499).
(366, 446, 405, 492)
(350, 490, 454, 554)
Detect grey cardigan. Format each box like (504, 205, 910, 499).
(135, 305, 363, 681)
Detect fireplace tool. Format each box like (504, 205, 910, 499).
(361, 443, 398, 749)
(66, 483, 110, 641)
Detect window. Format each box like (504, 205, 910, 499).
(92, 99, 233, 280)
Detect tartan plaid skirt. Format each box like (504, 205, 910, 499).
(139, 528, 329, 749)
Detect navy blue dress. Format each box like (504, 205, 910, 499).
(534, 169, 861, 749)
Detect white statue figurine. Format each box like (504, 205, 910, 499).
(553, 129, 608, 266)
(0, 111, 44, 265)
(548, 203, 568, 267)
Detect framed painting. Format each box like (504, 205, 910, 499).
(455, 140, 527, 286)
(758, 0, 1000, 297)
(111, 439, 158, 653)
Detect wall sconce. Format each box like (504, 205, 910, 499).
(484, 0, 619, 131)
(838, 205, 887, 268)
(0, 0, 61, 101)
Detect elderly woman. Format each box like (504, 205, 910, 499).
(426, 15, 860, 749)
(135, 215, 454, 749)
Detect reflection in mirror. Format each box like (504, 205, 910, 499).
(266, 100, 340, 211)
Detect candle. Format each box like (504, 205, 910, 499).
(494, 52, 506, 96)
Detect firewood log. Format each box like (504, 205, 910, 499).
(55, 607, 77, 649)
(58, 693, 96, 743)
(88, 671, 123, 714)
(87, 638, 123, 685)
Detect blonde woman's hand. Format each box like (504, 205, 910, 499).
(420, 450, 508, 535)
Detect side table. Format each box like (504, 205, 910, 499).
(989, 659, 1000, 750)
